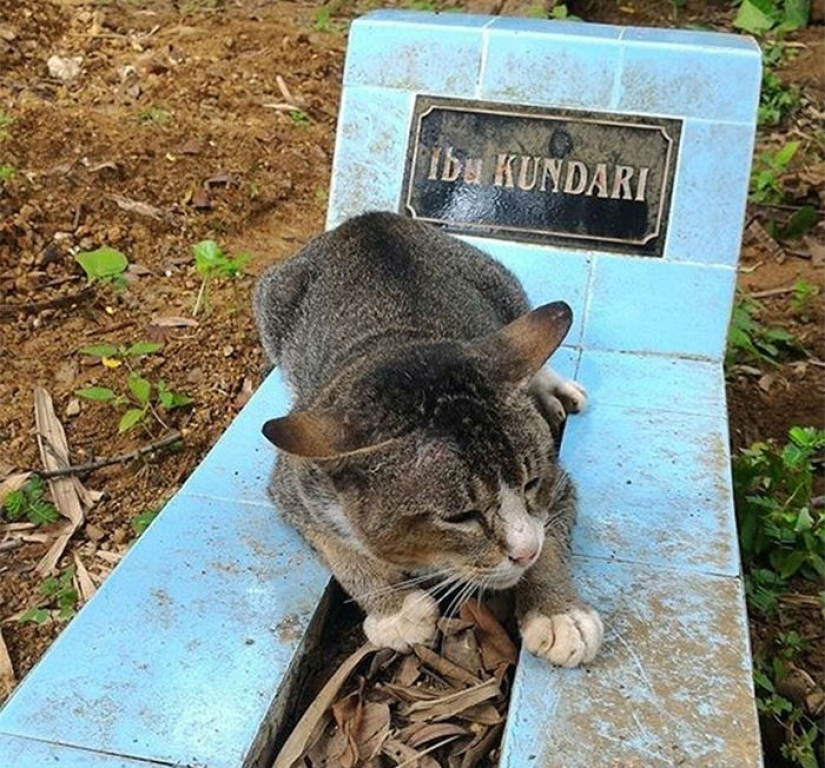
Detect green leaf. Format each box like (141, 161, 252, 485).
(193, 240, 225, 276)
(132, 509, 160, 536)
(733, 0, 776, 32)
(74, 247, 128, 282)
(28, 500, 59, 526)
(774, 140, 799, 169)
(125, 342, 163, 357)
(2, 489, 25, 520)
(127, 374, 151, 406)
(76, 386, 117, 401)
(19, 608, 50, 624)
(118, 408, 146, 433)
(779, 0, 809, 28)
(778, 206, 817, 239)
(79, 344, 119, 358)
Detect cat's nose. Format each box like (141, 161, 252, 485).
(508, 547, 538, 567)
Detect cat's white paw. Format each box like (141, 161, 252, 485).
(363, 591, 439, 652)
(520, 606, 603, 667)
(530, 369, 588, 424)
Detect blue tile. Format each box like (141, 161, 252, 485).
(0, 494, 329, 768)
(617, 38, 761, 122)
(0, 736, 161, 768)
(500, 558, 760, 768)
(327, 87, 413, 229)
(461, 236, 591, 345)
(548, 345, 580, 382)
(622, 24, 761, 52)
(582, 256, 737, 359)
(344, 16, 485, 94)
(560, 404, 739, 575)
(177, 368, 289, 505)
(577, 349, 725, 417)
(481, 26, 622, 109)
(664, 120, 756, 266)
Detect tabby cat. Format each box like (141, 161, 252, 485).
(253, 212, 602, 667)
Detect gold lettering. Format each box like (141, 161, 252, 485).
(494, 153, 517, 188)
(441, 146, 461, 182)
(463, 158, 483, 185)
(516, 156, 541, 191)
(427, 147, 442, 181)
(585, 163, 609, 198)
(635, 167, 650, 202)
(540, 158, 563, 192)
(563, 161, 588, 195)
(611, 166, 634, 200)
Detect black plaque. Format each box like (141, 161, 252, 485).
(401, 96, 682, 257)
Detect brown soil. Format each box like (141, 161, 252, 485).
(0, 0, 823, 763)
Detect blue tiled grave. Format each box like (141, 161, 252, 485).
(0, 11, 761, 768)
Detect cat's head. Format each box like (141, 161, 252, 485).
(262, 302, 573, 591)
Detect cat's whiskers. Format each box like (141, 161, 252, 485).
(348, 570, 447, 603)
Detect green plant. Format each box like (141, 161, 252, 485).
(0, 165, 14, 184)
(0, 110, 12, 141)
(74, 247, 129, 289)
(192, 239, 249, 316)
(750, 141, 799, 204)
(759, 69, 799, 126)
(726, 293, 803, 370)
(313, 7, 334, 32)
(76, 342, 192, 433)
(20, 568, 79, 624)
(733, 0, 810, 34)
(791, 279, 819, 322)
(137, 106, 171, 124)
(132, 508, 161, 536)
(288, 109, 311, 127)
(1, 476, 59, 526)
(734, 426, 825, 583)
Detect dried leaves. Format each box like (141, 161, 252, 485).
(276, 600, 517, 768)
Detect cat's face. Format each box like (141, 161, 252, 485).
(320, 379, 561, 591)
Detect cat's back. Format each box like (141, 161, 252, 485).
(255, 212, 527, 396)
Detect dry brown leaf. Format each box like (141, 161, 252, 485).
(404, 722, 469, 749)
(33, 387, 92, 575)
(355, 701, 391, 760)
(150, 316, 199, 328)
(0, 627, 16, 698)
(110, 193, 166, 221)
(458, 721, 504, 768)
(413, 644, 482, 687)
(0, 472, 32, 506)
(460, 601, 518, 671)
(331, 684, 364, 768)
(379, 682, 441, 704)
(273, 643, 377, 768)
(441, 627, 482, 677)
(456, 702, 501, 726)
(401, 678, 499, 723)
(394, 653, 422, 686)
(73, 551, 97, 602)
(438, 616, 474, 635)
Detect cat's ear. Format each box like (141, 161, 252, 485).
(262, 410, 380, 459)
(475, 301, 572, 385)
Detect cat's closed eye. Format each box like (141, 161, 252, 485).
(523, 477, 540, 493)
(443, 509, 485, 527)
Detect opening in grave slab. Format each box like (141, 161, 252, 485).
(402, 96, 682, 257)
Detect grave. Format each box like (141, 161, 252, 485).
(0, 11, 763, 768)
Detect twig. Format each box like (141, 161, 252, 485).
(36, 432, 182, 479)
(750, 202, 825, 213)
(750, 284, 797, 299)
(0, 287, 95, 319)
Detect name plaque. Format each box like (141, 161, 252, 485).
(402, 96, 682, 257)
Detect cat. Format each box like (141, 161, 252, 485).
(253, 211, 602, 667)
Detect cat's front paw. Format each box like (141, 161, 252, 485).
(363, 591, 439, 652)
(520, 606, 603, 667)
(530, 369, 588, 427)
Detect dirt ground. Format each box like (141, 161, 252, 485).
(0, 0, 823, 761)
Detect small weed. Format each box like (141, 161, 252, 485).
(137, 106, 171, 124)
(759, 69, 799, 127)
(74, 246, 129, 290)
(288, 109, 311, 127)
(1, 476, 59, 526)
(726, 293, 803, 370)
(313, 7, 334, 32)
(76, 342, 192, 433)
(20, 568, 79, 624)
(733, 0, 810, 35)
(132, 508, 161, 537)
(0, 165, 14, 184)
(315, 187, 329, 203)
(776, 205, 817, 240)
(791, 279, 819, 322)
(192, 239, 249, 316)
(0, 110, 12, 141)
(750, 141, 799, 204)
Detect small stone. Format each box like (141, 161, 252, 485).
(65, 398, 81, 417)
(85, 524, 105, 542)
(47, 55, 83, 82)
